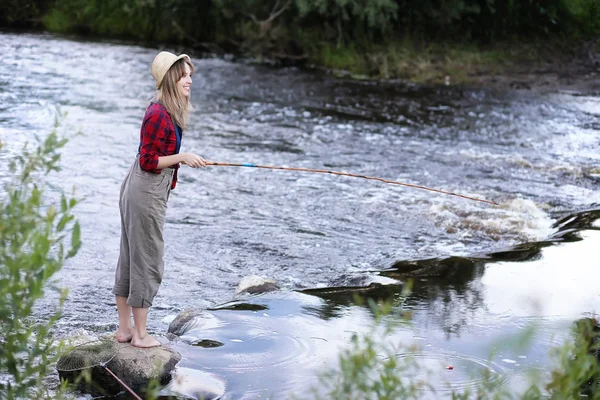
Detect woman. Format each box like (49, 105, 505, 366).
(112, 51, 205, 348)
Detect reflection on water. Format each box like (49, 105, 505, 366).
(164, 211, 599, 398)
(0, 32, 599, 398)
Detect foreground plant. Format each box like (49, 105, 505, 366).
(0, 117, 81, 399)
(316, 296, 600, 400)
(545, 317, 600, 399)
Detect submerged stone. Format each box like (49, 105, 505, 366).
(234, 275, 280, 297)
(168, 309, 224, 337)
(167, 309, 207, 336)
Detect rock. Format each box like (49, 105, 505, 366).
(57, 340, 181, 397)
(167, 309, 207, 337)
(168, 309, 223, 338)
(234, 275, 280, 297)
(160, 367, 226, 400)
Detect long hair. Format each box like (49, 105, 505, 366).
(154, 58, 195, 130)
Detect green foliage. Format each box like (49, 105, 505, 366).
(0, 115, 81, 399)
(43, 0, 214, 43)
(559, 0, 600, 36)
(0, 0, 53, 28)
(314, 43, 368, 73)
(545, 318, 600, 399)
(414, 0, 600, 40)
(5, 0, 600, 44)
(316, 296, 434, 400)
(10, 0, 591, 85)
(213, 0, 286, 20)
(319, 333, 428, 400)
(296, 0, 398, 43)
(317, 299, 600, 400)
(43, 0, 155, 39)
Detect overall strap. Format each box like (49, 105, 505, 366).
(172, 120, 182, 154)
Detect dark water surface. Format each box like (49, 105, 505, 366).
(1, 32, 599, 398)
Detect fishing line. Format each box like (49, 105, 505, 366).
(185, 161, 498, 206)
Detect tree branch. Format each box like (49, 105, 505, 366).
(267, 0, 291, 23)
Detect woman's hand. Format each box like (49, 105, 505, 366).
(181, 153, 206, 168)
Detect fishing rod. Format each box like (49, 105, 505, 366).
(185, 161, 498, 206)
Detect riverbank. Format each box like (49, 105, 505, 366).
(452, 39, 600, 92)
(26, 27, 600, 94)
(299, 37, 600, 93)
(43, 30, 600, 93)
(5, 0, 600, 92)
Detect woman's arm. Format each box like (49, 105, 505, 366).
(157, 153, 206, 169)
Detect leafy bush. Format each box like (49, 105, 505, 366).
(317, 299, 600, 400)
(296, 0, 398, 43)
(43, 0, 213, 43)
(0, 0, 53, 28)
(0, 116, 81, 399)
(5, 0, 600, 43)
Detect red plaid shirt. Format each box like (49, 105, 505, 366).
(139, 102, 181, 190)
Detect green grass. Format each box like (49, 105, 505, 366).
(42, 8, 76, 33)
(302, 36, 586, 85)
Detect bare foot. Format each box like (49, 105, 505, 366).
(131, 333, 161, 348)
(115, 328, 134, 343)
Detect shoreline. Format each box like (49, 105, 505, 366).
(5, 28, 600, 93)
(300, 38, 600, 94)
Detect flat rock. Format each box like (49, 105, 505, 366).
(57, 340, 181, 396)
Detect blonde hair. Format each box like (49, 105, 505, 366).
(153, 58, 195, 130)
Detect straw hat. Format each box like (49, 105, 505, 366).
(151, 51, 191, 89)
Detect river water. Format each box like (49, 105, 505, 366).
(1, 32, 599, 398)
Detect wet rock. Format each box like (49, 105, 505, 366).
(167, 309, 207, 336)
(234, 275, 280, 297)
(160, 367, 226, 400)
(168, 309, 223, 338)
(509, 80, 532, 90)
(57, 340, 181, 397)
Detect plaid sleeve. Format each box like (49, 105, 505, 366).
(139, 104, 171, 172)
